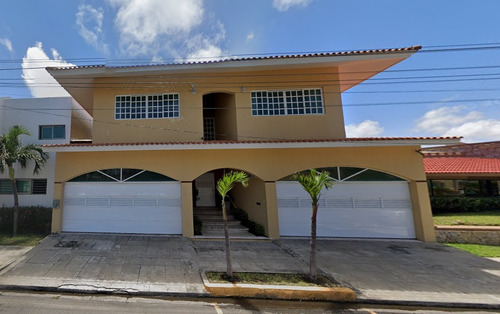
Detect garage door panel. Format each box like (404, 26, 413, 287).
(277, 181, 416, 239)
(63, 182, 182, 234)
(63, 218, 181, 234)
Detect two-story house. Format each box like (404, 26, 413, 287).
(0, 97, 91, 207)
(44, 46, 460, 241)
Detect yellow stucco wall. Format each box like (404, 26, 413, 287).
(53, 146, 426, 182)
(51, 145, 435, 241)
(231, 177, 268, 234)
(89, 67, 345, 144)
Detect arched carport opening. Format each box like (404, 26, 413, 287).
(193, 168, 268, 237)
(276, 166, 416, 239)
(62, 168, 181, 234)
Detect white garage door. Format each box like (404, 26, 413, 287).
(277, 181, 416, 239)
(63, 181, 182, 234)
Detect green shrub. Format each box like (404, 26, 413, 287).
(231, 207, 265, 236)
(431, 196, 500, 214)
(0, 206, 52, 235)
(231, 207, 249, 224)
(247, 221, 265, 236)
(193, 215, 203, 235)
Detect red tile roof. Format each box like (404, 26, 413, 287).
(47, 46, 422, 71)
(43, 136, 459, 148)
(424, 157, 500, 174)
(421, 141, 500, 158)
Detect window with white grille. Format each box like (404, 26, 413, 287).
(115, 93, 180, 120)
(251, 88, 324, 116)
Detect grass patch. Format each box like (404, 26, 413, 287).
(205, 272, 338, 287)
(433, 211, 500, 226)
(0, 233, 44, 246)
(445, 243, 500, 257)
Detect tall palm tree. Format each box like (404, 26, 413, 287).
(0, 125, 49, 235)
(293, 169, 334, 282)
(216, 170, 249, 281)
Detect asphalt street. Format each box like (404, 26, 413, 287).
(0, 291, 497, 314)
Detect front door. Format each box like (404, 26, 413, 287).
(196, 173, 216, 206)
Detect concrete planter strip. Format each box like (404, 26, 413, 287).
(201, 271, 356, 301)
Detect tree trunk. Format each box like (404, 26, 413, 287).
(310, 204, 318, 282)
(9, 167, 19, 236)
(222, 199, 233, 281)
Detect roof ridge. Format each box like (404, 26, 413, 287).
(47, 46, 422, 71)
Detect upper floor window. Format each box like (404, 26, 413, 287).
(115, 93, 180, 120)
(39, 125, 65, 140)
(251, 88, 324, 116)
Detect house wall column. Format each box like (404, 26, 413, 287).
(51, 182, 64, 233)
(181, 181, 194, 237)
(264, 181, 280, 239)
(409, 180, 436, 242)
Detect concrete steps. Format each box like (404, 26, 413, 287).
(194, 207, 256, 238)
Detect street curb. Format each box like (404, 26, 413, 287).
(0, 284, 209, 298)
(200, 271, 357, 302)
(357, 298, 500, 310)
(1, 284, 499, 310)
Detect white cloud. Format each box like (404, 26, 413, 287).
(246, 32, 254, 42)
(109, 0, 204, 56)
(21, 42, 74, 98)
(185, 21, 226, 62)
(345, 120, 384, 137)
(415, 105, 500, 142)
(272, 0, 313, 11)
(150, 56, 164, 64)
(442, 120, 500, 143)
(76, 4, 109, 54)
(186, 42, 223, 62)
(0, 38, 13, 52)
(415, 106, 481, 134)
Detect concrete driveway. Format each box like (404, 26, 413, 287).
(0, 246, 33, 271)
(279, 239, 500, 306)
(0, 234, 498, 307)
(0, 234, 206, 295)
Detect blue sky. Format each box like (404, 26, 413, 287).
(1, 0, 500, 142)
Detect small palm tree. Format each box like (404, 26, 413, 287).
(293, 169, 334, 282)
(0, 125, 49, 235)
(216, 170, 249, 281)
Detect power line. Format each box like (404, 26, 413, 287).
(1, 97, 498, 112)
(1, 104, 293, 141)
(1, 41, 500, 65)
(1, 42, 500, 69)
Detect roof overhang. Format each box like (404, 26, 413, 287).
(46, 46, 421, 116)
(42, 137, 461, 153)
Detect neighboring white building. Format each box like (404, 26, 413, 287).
(0, 97, 91, 207)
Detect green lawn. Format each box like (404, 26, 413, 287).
(433, 211, 500, 226)
(0, 233, 44, 246)
(445, 243, 500, 257)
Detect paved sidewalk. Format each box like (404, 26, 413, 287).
(0, 234, 499, 308)
(0, 246, 33, 271)
(0, 234, 206, 295)
(280, 239, 500, 307)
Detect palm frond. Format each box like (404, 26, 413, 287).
(293, 169, 334, 205)
(0, 125, 48, 175)
(217, 171, 249, 199)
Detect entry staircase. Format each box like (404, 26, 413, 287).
(194, 207, 256, 238)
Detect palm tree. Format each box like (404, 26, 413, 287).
(293, 169, 334, 282)
(0, 125, 49, 235)
(216, 170, 249, 281)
